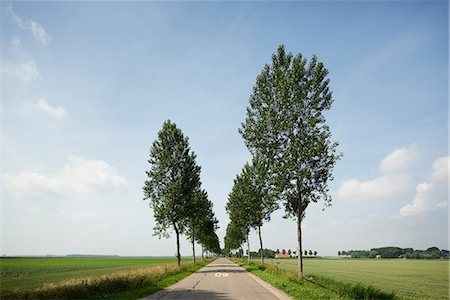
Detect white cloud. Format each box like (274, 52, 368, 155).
(0, 38, 41, 84)
(431, 156, 449, 185)
(26, 206, 42, 213)
(394, 156, 448, 218)
(379, 145, 418, 173)
(59, 210, 96, 221)
(337, 145, 419, 202)
(397, 182, 433, 217)
(0, 58, 41, 83)
(10, 36, 22, 51)
(437, 201, 448, 209)
(33, 98, 68, 120)
(337, 174, 412, 202)
(4, 156, 129, 198)
(7, 5, 52, 45)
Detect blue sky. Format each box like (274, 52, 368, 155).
(1, 1, 448, 256)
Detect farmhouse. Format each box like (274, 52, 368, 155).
(275, 253, 290, 258)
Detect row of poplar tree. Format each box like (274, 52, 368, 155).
(143, 120, 221, 267)
(224, 45, 341, 276)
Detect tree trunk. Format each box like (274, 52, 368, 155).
(201, 245, 204, 260)
(247, 232, 250, 264)
(296, 209, 303, 277)
(192, 225, 196, 264)
(174, 224, 181, 267)
(192, 238, 196, 264)
(258, 225, 264, 265)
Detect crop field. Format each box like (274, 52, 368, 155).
(0, 256, 188, 295)
(264, 258, 449, 299)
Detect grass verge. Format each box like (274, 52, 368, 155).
(261, 258, 449, 299)
(233, 259, 396, 300)
(2, 259, 213, 299)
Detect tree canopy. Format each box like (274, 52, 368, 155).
(143, 120, 207, 266)
(186, 188, 219, 262)
(224, 221, 246, 254)
(240, 45, 341, 275)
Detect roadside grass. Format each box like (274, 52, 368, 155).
(105, 266, 202, 300)
(1, 259, 212, 299)
(264, 258, 449, 299)
(234, 259, 396, 300)
(0, 257, 184, 293)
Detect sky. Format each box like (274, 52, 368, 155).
(1, 1, 448, 257)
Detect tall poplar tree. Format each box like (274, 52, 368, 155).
(225, 171, 254, 263)
(224, 221, 246, 255)
(198, 209, 217, 260)
(247, 156, 278, 265)
(200, 229, 221, 257)
(240, 45, 341, 276)
(225, 160, 277, 264)
(186, 188, 218, 263)
(143, 120, 201, 267)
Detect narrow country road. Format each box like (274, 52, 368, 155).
(144, 258, 292, 300)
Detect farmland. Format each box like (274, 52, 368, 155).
(2, 256, 448, 299)
(0, 256, 191, 296)
(264, 258, 449, 299)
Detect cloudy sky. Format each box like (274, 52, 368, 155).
(1, 1, 448, 257)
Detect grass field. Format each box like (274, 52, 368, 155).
(263, 258, 449, 299)
(0, 256, 192, 297)
(237, 259, 395, 300)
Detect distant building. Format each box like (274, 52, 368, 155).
(375, 255, 382, 259)
(275, 253, 291, 259)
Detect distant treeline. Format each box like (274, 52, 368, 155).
(234, 248, 318, 258)
(249, 249, 276, 258)
(231, 248, 277, 258)
(66, 254, 120, 257)
(338, 247, 450, 259)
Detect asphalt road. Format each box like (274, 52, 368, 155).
(144, 258, 291, 300)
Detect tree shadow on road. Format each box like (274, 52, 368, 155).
(196, 264, 244, 274)
(145, 288, 229, 299)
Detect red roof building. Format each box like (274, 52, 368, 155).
(275, 253, 291, 258)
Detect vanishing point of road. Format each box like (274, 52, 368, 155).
(144, 258, 292, 300)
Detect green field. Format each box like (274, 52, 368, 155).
(3, 257, 449, 299)
(264, 258, 449, 299)
(0, 256, 188, 295)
